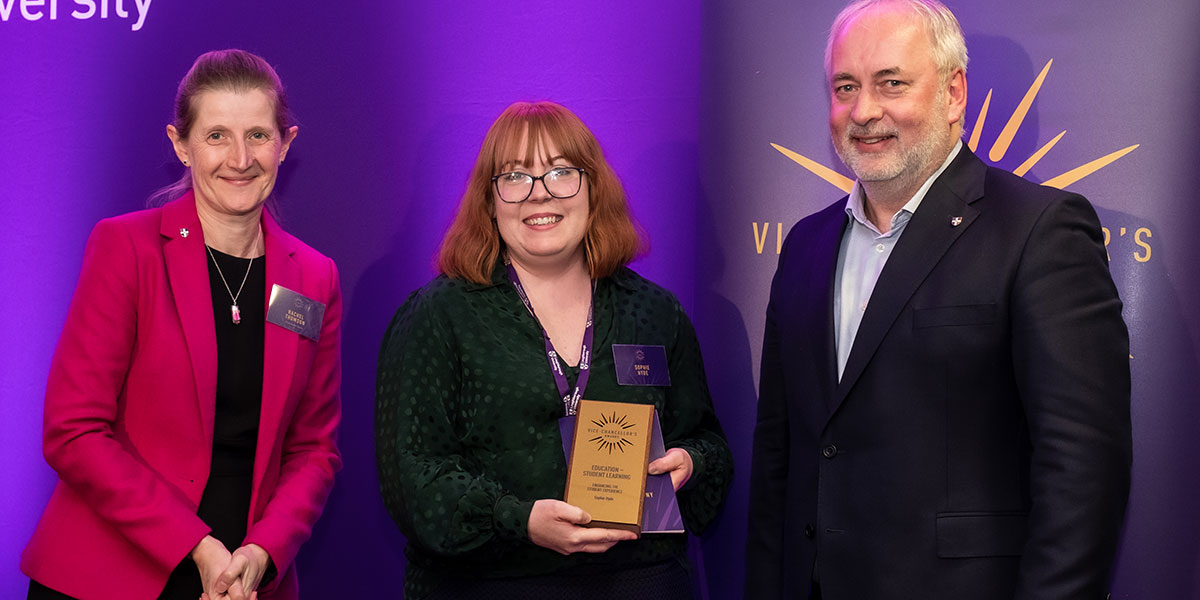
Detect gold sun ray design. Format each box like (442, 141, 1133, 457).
(589, 411, 637, 454)
(772, 59, 1139, 193)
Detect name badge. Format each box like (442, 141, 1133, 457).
(267, 284, 325, 341)
(612, 344, 671, 386)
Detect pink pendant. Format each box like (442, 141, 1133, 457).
(231, 304, 242, 325)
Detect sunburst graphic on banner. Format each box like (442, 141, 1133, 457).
(771, 59, 1139, 192)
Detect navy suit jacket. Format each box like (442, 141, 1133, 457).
(746, 148, 1131, 599)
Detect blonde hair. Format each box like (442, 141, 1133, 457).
(150, 49, 292, 206)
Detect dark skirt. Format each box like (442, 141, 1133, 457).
(423, 559, 694, 600)
(27, 580, 74, 600)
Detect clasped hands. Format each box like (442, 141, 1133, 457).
(191, 535, 270, 600)
(529, 447, 693, 555)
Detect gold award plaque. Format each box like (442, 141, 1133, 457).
(564, 399, 655, 534)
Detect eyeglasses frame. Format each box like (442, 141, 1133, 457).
(490, 166, 588, 204)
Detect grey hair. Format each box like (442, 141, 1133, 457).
(824, 0, 968, 84)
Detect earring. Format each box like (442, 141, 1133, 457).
(182, 160, 189, 166)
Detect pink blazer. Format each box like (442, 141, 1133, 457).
(21, 192, 342, 600)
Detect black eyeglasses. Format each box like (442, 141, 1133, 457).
(491, 167, 587, 204)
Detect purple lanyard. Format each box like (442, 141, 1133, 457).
(505, 259, 595, 416)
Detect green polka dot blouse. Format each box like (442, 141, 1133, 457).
(375, 264, 733, 596)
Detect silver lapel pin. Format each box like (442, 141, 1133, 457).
(180, 228, 190, 238)
(950, 216, 963, 227)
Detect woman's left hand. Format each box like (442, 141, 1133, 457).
(204, 543, 270, 600)
(648, 447, 694, 491)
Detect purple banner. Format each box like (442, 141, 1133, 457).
(4, 0, 1197, 598)
(699, 1, 1200, 598)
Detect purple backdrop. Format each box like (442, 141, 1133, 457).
(4, 1, 1198, 598)
(1, 1, 704, 597)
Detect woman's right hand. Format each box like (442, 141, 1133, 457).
(527, 499, 638, 555)
(191, 535, 234, 598)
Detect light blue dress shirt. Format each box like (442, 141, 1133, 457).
(834, 140, 963, 379)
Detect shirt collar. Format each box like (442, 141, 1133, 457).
(844, 139, 964, 233)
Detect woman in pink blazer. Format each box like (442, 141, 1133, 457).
(21, 49, 342, 600)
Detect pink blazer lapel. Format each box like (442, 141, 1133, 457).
(256, 208, 300, 490)
(160, 192, 218, 445)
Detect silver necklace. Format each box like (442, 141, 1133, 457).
(205, 227, 261, 325)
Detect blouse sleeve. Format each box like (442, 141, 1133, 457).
(660, 301, 734, 535)
(375, 284, 533, 558)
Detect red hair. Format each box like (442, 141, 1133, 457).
(437, 102, 645, 284)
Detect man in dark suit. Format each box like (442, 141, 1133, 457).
(745, 1, 1131, 598)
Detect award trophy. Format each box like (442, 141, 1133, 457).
(563, 399, 655, 534)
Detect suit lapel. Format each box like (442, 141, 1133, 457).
(794, 202, 848, 419)
(255, 208, 300, 494)
(830, 149, 986, 418)
(160, 192, 218, 444)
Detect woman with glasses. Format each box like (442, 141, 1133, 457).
(376, 101, 732, 599)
